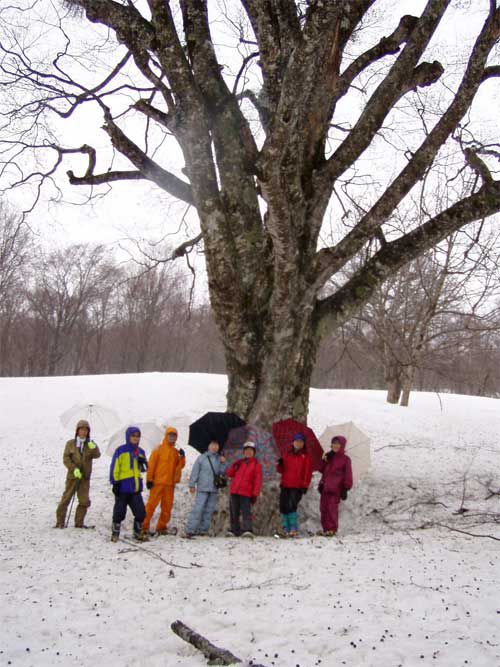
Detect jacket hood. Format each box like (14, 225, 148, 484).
(125, 425, 141, 446)
(330, 435, 347, 453)
(162, 426, 178, 446)
(75, 419, 90, 439)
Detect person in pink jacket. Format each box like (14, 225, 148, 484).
(318, 435, 353, 536)
(226, 442, 262, 538)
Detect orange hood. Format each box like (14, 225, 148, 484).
(147, 426, 185, 485)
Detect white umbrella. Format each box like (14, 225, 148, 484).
(60, 403, 121, 438)
(105, 422, 164, 456)
(319, 422, 371, 484)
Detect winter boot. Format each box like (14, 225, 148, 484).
(111, 522, 121, 542)
(133, 520, 149, 542)
(241, 531, 254, 539)
(288, 511, 299, 534)
(280, 513, 290, 536)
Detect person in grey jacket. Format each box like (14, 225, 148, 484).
(184, 440, 227, 537)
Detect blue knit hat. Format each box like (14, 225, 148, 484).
(293, 433, 306, 442)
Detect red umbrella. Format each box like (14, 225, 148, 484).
(272, 418, 323, 471)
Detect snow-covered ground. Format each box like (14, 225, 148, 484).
(1, 372, 499, 667)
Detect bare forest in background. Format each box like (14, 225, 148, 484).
(2, 206, 499, 404)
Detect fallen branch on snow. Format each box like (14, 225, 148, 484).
(120, 538, 201, 569)
(171, 620, 268, 666)
(431, 523, 500, 541)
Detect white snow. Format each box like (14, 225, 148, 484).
(1, 372, 499, 667)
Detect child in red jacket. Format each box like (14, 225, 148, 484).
(318, 435, 353, 536)
(277, 433, 312, 537)
(226, 442, 263, 538)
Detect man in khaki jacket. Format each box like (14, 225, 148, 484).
(55, 419, 101, 528)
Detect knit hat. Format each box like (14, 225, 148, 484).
(243, 441, 256, 450)
(331, 435, 347, 447)
(292, 433, 306, 442)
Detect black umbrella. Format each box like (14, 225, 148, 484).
(188, 412, 245, 453)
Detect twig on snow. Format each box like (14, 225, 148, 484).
(223, 576, 310, 593)
(120, 537, 201, 569)
(433, 523, 500, 541)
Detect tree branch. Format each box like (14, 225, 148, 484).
(171, 232, 202, 259)
(241, 0, 301, 126)
(313, 0, 451, 209)
(481, 64, 500, 82)
(464, 147, 494, 184)
(336, 15, 419, 100)
(314, 5, 500, 287)
(101, 111, 194, 205)
(315, 178, 500, 334)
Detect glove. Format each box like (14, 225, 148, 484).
(277, 457, 283, 466)
(146, 481, 154, 490)
(340, 489, 348, 501)
(73, 468, 83, 480)
(178, 448, 185, 457)
(251, 496, 257, 505)
(302, 488, 308, 496)
(112, 483, 120, 496)
(138, 455, 148, 472)
(87, 440, 97, 450)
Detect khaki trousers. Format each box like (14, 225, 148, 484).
(56, 477, 91, 527)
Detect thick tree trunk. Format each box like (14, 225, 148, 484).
(224, 308, 319, 427)
(400, 364, 415, 407)
(385, 362, 402, 404)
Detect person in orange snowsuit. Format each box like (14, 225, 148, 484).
(143, 426, 186, 535)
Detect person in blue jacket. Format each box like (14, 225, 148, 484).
(110, 426, 149, 542)
(184, 440, 227, 538)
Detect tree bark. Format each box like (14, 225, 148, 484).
(399, 365, 415, 407)
(223, 298, 319, 426)
(171, 620, 243, 666)
(385, 362, 402, 404)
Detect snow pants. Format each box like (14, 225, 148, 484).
(186, 491, 218, 535)
(143, 484, 175, 532)
(320, 492, 340, 532)
(279, 487, 303, 532)
(229, 494, 252, 535)
(112, 492, 146, 527)
(56, 478, 91, 527)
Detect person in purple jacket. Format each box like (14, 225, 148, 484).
(318, 435, 353, 536)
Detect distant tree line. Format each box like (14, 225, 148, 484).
(1, 205, 499, 403)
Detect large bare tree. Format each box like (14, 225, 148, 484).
(1, 1, 500, 425)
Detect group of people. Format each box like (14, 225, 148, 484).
(55, 420, 353, 541)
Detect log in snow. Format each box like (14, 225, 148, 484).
(171, 620, 243, 665)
